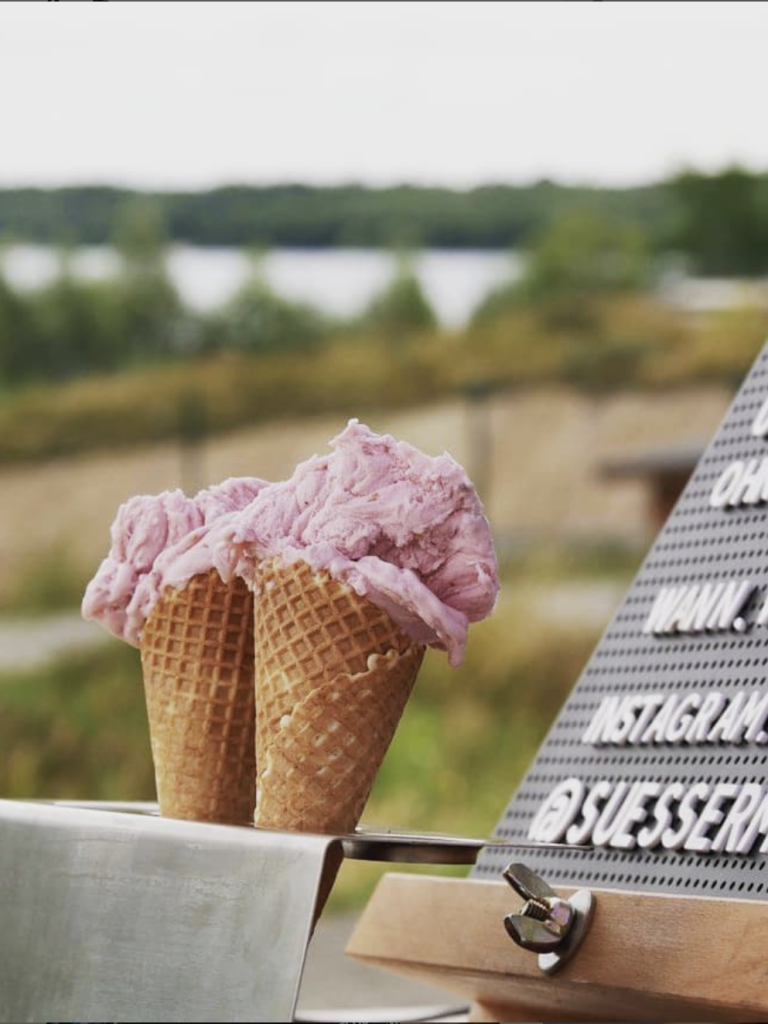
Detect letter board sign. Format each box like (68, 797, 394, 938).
(474, 340, 768, 899)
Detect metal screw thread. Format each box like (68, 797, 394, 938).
(522, 898, 551, 922)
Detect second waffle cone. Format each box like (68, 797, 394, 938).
(253, 557, 425, 834)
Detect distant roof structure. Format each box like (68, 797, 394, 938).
(599, 443, 705, 479)
(599, 443, 705, 532)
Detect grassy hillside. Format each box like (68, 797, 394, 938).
(1, 296, 765, 465)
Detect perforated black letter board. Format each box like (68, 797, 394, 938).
(475, 339, 768, 900)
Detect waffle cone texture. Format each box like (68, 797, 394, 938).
(253, 558, 425, 834)
(140, 569, 256, 824)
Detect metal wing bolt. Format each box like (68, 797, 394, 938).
(502, 862, 595, 975)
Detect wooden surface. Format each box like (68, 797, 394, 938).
(346, 873, 768, 1023)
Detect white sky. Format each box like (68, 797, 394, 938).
(1, 1, 767, 190)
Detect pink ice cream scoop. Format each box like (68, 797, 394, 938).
(216, 420, 499, 665)
(82, 476, 268, 646)
(195, 476, 270, 524)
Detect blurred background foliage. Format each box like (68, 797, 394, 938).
(3, 168, 768, 461)
(356, 255, 438, 337)
(3, 165, 768, 909)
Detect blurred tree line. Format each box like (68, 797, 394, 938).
(2, 167, 768, 268)
(0, 179, 663, 248)
(0, 181, 667, 249)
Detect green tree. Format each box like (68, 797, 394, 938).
(33, 265, 118, 379)
(470, 276, 523, 327)
(523, 211, 650, 300)
(0, 269, 40, 386)
(216, 262, 327, 354)
(113, 197, 168, 272)
(111, 198, 185, 363)
(470, 213, 650, 329)
(669, 167, 768, 275)
(360, 258, 437, 337)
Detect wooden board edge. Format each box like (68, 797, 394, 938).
(346, 872, 768, 1022)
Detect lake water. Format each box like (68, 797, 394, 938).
(0, 245, 523, 328)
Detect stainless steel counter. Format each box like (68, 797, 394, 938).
(0, 800, 339, 1023)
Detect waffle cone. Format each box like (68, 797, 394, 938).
(140, 569, 255, 824)
(253, 558, 425, 834)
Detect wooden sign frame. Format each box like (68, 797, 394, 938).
(347, 872, 766, 1022)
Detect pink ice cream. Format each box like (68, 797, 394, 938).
(216, 421, 498, 665)
(195, 477, 270, 523)
(82, 476, 268, 646)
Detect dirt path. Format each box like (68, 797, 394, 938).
(0, 613, 107, 672)
(0, 579, 625, 676)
